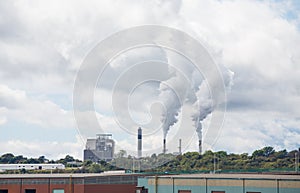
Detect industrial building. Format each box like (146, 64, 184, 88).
(137, 173, 300, 193)
(0, 173, 141, 193)
(84, 134, 115, 162)
(0, 164, 65, 172)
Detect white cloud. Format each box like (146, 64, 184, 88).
(0, 0, 300, 160)
(0, 135, 84, 160)
(0, 116, 7, 125)
(215, 110, 300, 153)
(0, 84, 74, 129)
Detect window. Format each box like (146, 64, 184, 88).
(25, 190, 36, 193)
(0, 190, 8, 193)
(178, 191, 191, 193)
(211, 191, 225, 193)
(53, 190, 64, 193)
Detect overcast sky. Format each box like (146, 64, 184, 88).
(0, 0, 300, 160)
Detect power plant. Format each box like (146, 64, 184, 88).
(84, 134, 115, 162)
(137, 127, 142, 158)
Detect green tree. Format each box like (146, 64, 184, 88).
(0, 153, 15, 163)
(116, 150, 127, 158)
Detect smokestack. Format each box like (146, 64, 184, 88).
(179, 139, 182, 155)
(163, 138, 166, 154)
(199, 140, 202, 155)
(138, 127, 142, 158)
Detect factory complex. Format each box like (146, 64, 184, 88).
(83, 130, 189, 164)
(0, 173, 299, 193)
(1, 131, 299, 192)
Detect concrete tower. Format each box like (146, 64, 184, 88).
(179, 139, 182, 155)
(163, 138, 166, 154)
(199, 140, 202, 155)
(138, 127, 142, 158)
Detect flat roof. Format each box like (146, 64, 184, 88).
(1, 173, 299, 180)
(145, 173, 300, 180)
(0, 173, 142, 179)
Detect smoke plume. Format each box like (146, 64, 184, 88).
(159, 51, 191, 139)
(193, 66, 234, 143)
(159, 75, 187, 139)
(159, 49, 234, 148)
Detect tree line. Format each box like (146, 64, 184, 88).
(0, 146, 299, 173)
(155, 146, 300, 172)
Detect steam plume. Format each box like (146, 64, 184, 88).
(193, 66, 234, 148)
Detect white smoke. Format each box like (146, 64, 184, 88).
(159, 51, 192, 139)
(192, 65, 234, 142)
(159, 82, 181, 139)
(158, 46, 234, 148)
(159, 70, 189, 139)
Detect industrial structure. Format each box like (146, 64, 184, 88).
(137, 173, 300, 193)
(0, 173, 142, 193)
(199, 139, 202, 155)
(84, 134, 115, 162)
(178, 139, 182, 155)
(163, 139, 167, 154)
(138, 127, 142, 158)
(0, 164, 64, 172)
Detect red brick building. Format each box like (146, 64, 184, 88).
(0, 173, 142, 193)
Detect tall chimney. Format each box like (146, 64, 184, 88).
(138, 127, 142, 158)
(199, 140, 202, 155)
(179, 139, 182, 155)
(163, 138, 166, 154)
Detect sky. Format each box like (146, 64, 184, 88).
(0, 0, 300, 160)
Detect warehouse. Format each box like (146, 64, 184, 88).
(137, 173, 300, 193)
(0, 164, 65, 172)
(0, 173, 141, 193)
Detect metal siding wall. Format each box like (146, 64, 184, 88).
(207, 186, 243, 193)
(84, 184, 136, 193)
(244, 187, 277, 193)
(279, 188, 300, 193)
(174, 185, 202, 193)
(138, 177, 300, 193)
(279, 180, 300, 188)
(157, 185, 173, 193)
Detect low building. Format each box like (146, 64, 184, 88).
(0, 164, 65, 172)
(137, 173, 300, 193)
(0, 173, 142, 193)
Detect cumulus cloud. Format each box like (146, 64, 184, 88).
(0, 84, 74, 129)
(0, 0, 300, 159)
(0, 135, 83, 160)
(216, 110, 300, 153)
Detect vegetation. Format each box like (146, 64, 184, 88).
(155, 147, 299, 173)
(0, 146, 299, 174)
